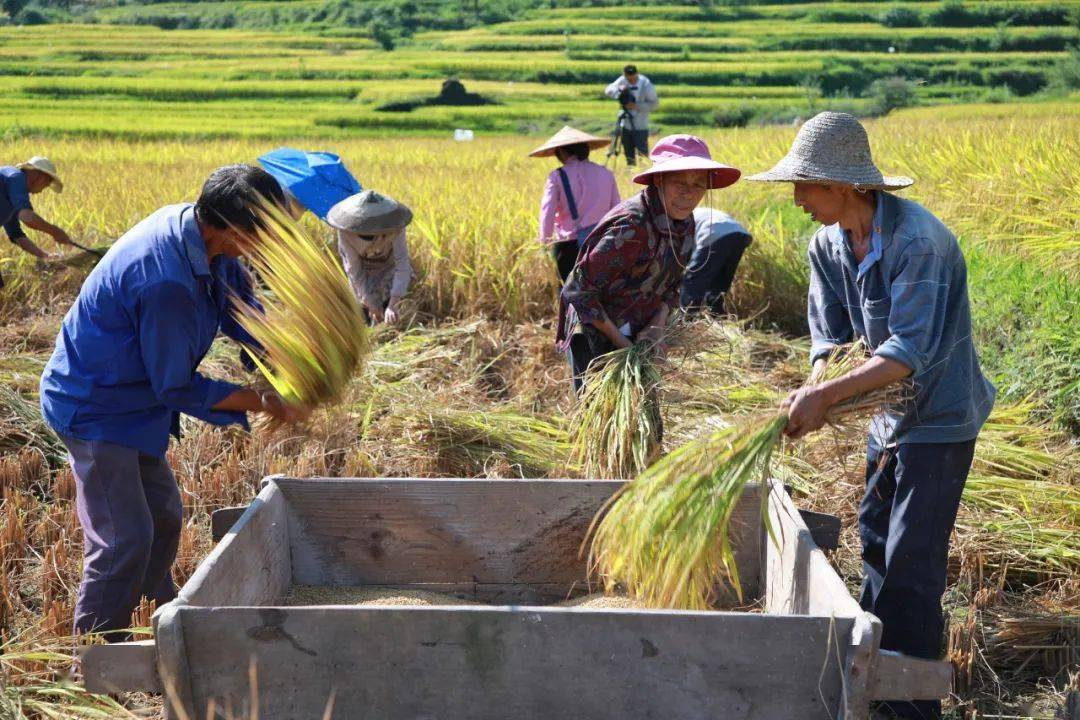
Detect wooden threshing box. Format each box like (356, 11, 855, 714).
(83, 477, 951, 719)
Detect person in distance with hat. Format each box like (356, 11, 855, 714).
(530, 126, 621, 283)
(0, 156, 72, 267)
(750, 112, 995, 720)
(557, 134, 740, 393)
(327, 189, 414, 326)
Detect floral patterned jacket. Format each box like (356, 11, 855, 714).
(557, 185, 696, 349)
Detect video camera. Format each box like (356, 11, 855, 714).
(616, 86, 636, 110)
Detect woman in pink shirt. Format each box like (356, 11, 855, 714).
(530, 126, 621, 282)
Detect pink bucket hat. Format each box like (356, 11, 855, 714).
(632, 134, 741, 190)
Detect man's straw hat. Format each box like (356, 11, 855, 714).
(17, 156, 63, 192)
(528, 126, 609, 158)
(747, 112, 913, 191)
(327, 189, 413, 235)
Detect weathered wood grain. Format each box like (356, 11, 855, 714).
(176, 605, 853, 720)
(277, 478, 764, 603)
(841, 612, 882, 720)
(179, 481, 290, 608)
(870, 650, 953, 702)
(80, 639, 160, 694)
(765, 482, 861, 618)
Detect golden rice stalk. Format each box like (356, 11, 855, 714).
(569, 343, 662, 479)
(234, 199, 369, 407)
(389, 403, 574, 478)
(588, 341, 908, 610)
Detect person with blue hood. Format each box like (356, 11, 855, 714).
(256, 147, 362, 221)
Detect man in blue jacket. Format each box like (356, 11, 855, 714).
(750, 113, 995, 720)
(40, 164, 308, 639)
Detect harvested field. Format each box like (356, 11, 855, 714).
(0, 106, 1077, 717)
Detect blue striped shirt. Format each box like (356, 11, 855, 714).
(807, 191, 995, 446)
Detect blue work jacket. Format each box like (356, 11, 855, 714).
(0, 166, 33, 242)
(40, 203, 260, 457)
(806, 191, 996, 446)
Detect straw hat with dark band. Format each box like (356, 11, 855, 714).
(327, 190, 412, 234)
(528, 126, 610, 158)
(17, 156, 63, 193)
(747, 112, 913, 191)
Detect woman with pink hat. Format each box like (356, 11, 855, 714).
(557, 134, 740, 393)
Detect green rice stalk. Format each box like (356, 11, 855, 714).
(569, 343, 662, 479)
(234, 199, 370, 407)
(588, 341, 910, 609)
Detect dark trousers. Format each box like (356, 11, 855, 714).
(568, 326, 616, 395)
(860, 439, 976, 719)
(552, 240, 580, 283)
(680, 232, 752, 316)
(62, 434, 183, 640)
(621, 128, 650, 165)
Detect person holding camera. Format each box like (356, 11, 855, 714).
(604, 64, 659, 167)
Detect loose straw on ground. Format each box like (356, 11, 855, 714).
(235, 200, 369, 407)
(588, 341, 910, 610)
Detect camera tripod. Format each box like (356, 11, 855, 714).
(605, 109, 635, 170)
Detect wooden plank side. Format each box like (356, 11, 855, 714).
(177, 605, 853, 720)
(178, 481, 290, 608)
(840, 613, 882, 720)
(80, 640, 160, 694)
(765, 481, 861, 618)
(277, 478, 764, 603)
(870, 650, 953, 702)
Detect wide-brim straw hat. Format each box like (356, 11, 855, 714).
(528, 126, 610, 158)
(327, 189, 413, 234)
(747, 112, 913, 190)
(632, 134, 741, 190)
(17, 156, 63, 192)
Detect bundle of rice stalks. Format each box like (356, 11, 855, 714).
(0, 385, 65, 465)
(569, 342, 662, 479)
(588, 341, 909, 610)
(985, 609, 1079, 682)
(387, 404, 573, 478)
(234, 200, 369, 407)
(958, 400, 1079, 576)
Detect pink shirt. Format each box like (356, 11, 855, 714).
(538, 157, 621, 244)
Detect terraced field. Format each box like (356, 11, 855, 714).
(0, 0, 1075, 138)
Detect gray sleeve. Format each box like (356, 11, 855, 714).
(390, 231, 413, 299)
(336, 233, 371, 308)
(807, 237, 853, 364)
(639, 79, 659, 111)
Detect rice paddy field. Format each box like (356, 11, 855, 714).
(0, 0, 1077, 137)
(0, 0, 1078, 714)
(0, 102, 1076, 717)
